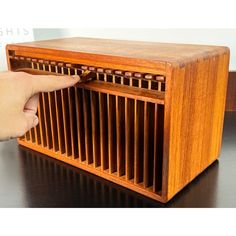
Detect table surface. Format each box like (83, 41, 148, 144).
(0, 112, 235, 208)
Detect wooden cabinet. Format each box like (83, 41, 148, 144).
(6, 38, 230, 203)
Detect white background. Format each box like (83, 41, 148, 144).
(0, 0, 236, 235)
(0, 28, 34, 71)
(1, 28, 236, 71)
(34, 28, 236, 71)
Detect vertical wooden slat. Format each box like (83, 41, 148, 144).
(33, 118, 38, 144)
(107, 94, 112, 173)
(153, 103, 158, 192)
(134, 100, 138, 183)
(107, 94, 113, 174)
(116, 96, 126, 177)
(75, 87, 81, 160)
(67, 67, 74, 157)
(129, 80, 134, 180)
(37, 93, 47, 147)
(125, 78, 135, 180)
(48, 91, 59, 151)
(68, 86, 78, 159)
(116, 96, 121, 176)
(143, 101, 149, 187)
(41, 93, 48, 147)
(33, 122, 38, 144)
(75, 87, 85, 162)
(134, 75, 143, 184)
(35, 109, 41, 145)
(134, 100, 140, 184)
(98, 92, 106, 170)
(90, 91, 96, 166)
(53, 62, 64, 156)
(36, 94, 44, 146)
(107, 94, 117, 174)
(44, 94, 53, 150)
(61, 88, 71, 156)
(125, 98, 134, 180)
(125, 98, 129, 180)
(55, 90, 65, 154)
(142, 101, 155, 188)
(91, 91, 100, 167)
(117, 75, 126, 177)
(60, 66, 72, 157)
(83, 89, 93, 164)
(42, 93, 53, 149)
(67, 67, 78, 159)
(135, 100, 145, 184)
(74, 68, 80, 159)
(99, 92, 108, 170)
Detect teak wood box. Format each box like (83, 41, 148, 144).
(6, 38, 230, 203)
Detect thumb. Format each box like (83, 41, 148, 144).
(24, 112, 39, 131)
(29, 74, 81, 94)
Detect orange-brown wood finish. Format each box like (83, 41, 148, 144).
(6, 37, 230, 203)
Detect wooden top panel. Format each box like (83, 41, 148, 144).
(8, 37, 228, 62)
(7, 37, 229, 75)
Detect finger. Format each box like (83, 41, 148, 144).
(24, 94, 39, 114)
(24, 112, 39, 131)
(5, 112, 39, 139)
(29, 74, 80, 94)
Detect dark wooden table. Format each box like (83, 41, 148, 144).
(0, 112, 235, 208)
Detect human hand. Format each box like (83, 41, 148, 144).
(0, 71, 80, 141)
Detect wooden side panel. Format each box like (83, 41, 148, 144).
(166, 50, 230, 201)
(226, 71, 236, 111)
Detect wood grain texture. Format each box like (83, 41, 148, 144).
(226, 71, 236, 111)
(165, 52, 229, 201)
(7, 37, 227, 63)
(6, 37, 228, 75)
(6, 37, 230, 203)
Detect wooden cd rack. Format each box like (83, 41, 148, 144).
(6, 38, 229, 203)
